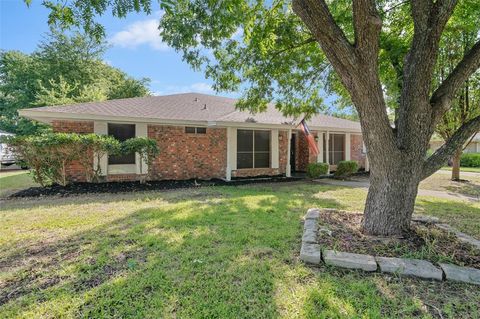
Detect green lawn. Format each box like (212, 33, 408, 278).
(440, 166, 480, 173)
(0, 170, 39, 197)
(1, 182, 479, 318)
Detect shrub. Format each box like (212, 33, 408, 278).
(4, 133, 160, 186)
(460, 153, 480, 168)
(306, 162, 329, 178)
(334, 160, 359, 179)
(77, 134, 121, 182)
(3, 133, 81, 186)
(122, 137, 160, 182)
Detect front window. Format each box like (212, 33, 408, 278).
(108, 123, 136, 165)
(323, 133, 345, 165)
(237, 130, 271, 169)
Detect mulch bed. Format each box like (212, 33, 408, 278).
(5, 176, 302, 199)
(318, 211, 480, 268)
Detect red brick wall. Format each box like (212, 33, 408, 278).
(52, 120, 94, 182)
(278, 130, 288, 172)
(148, 125, 227, 180)
(296, 131, 318, 171)
(107, 174, 139, 182)
(350, 134, 366, 168)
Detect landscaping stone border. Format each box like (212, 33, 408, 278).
(300, 208, 480, 285)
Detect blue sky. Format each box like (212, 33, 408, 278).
(0, 0, 224, 97)
(1, 0, 343, 111)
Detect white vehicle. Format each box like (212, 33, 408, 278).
(0, 131, 17, 167)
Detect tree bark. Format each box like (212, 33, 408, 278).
(292, 0, 480, 236)
(451, 147, 462, 181)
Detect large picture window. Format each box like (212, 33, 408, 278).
(323, 133, 345, 165)
(237, 130, 270, 169)
(108, 123, 136, 165)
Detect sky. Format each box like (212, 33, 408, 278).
(0, 0, 225, 97)
(0, 0, 343, 112)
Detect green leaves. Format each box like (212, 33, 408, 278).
(4, 133, 158, 186)
(0, 31, 150, 135)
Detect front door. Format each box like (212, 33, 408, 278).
(290, 133, 296, 173)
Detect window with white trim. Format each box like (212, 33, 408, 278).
(237, 130, 270, 169)
(108, 123, 136, 165)
(185, 127, 206, 134)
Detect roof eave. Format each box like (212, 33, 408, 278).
(18, 109, 363, 133)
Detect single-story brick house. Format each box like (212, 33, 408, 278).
(19, 93, 368, 182)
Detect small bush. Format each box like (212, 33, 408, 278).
(306, 162, 329, 178)
(460, 153, 480, 167)
(334, 160, 359, 179)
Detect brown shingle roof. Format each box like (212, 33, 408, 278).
(21, 93, 361, 131)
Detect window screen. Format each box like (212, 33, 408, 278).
(236, 130, 270, 169)
(108, 123, 136, 165)
(326, 133, 345, 165)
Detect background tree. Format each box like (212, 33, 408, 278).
(25, 0, 480, 236)
(433, 12, 480, 181)
(0, 30, 150, 135)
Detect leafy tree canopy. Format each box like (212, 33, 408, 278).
(0, 30, 150, 135)
(26, 0, 479, 121)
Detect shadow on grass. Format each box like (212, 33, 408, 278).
(0, 183, 349, 317)
(1, 183, 477, 318)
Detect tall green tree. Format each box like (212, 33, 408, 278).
(0, 31, 150, 135)
(29, 0, 480, 236)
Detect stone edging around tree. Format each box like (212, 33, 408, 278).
(300, 208, 480, 285)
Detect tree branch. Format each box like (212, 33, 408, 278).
(353, 0, 382, 54)
(269, 37, 316, 59)
(422, 115, 480, 179)
(431, 40, 480, 121)
(292, 0, 357, 88)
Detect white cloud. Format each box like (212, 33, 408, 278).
(153, 82, 215, 96)
(109, 19, 169, 51)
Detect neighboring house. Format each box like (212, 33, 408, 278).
(19, 93, 367, 182)
(430, 133, 480, 154)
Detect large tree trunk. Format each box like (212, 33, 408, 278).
(451, 148, 462, 181)
(362, 155, 421, 236)
(292, 0, 480, 237)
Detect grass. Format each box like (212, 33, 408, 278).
(440, 166, 480, 173)
(0, 171, 38, 197)
(1, 182, 479, 318)
(419, 171, 480, 198)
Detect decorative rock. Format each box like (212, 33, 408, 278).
(436, 223, 454, 232)
(455, 232, 480, 250)
(304, 219, 318, 232)
(305, 208, 320, 220)
(376, 257, 442, 280)
(436, 224, 480, 250)
(318, 227, 332, 236)
(411, 215, 440, 224)
(439, 263, 480, 285)
(302, 228, 317, 243)
(300, 243, 321, 264)
(323, 250, 377, 272)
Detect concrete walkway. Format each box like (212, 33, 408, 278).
(314, 178, 479, 202)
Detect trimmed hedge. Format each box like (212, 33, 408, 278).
(334, 160, 359, 179)
(460, 153, 480, 168)
(306, 162, 329, 178)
